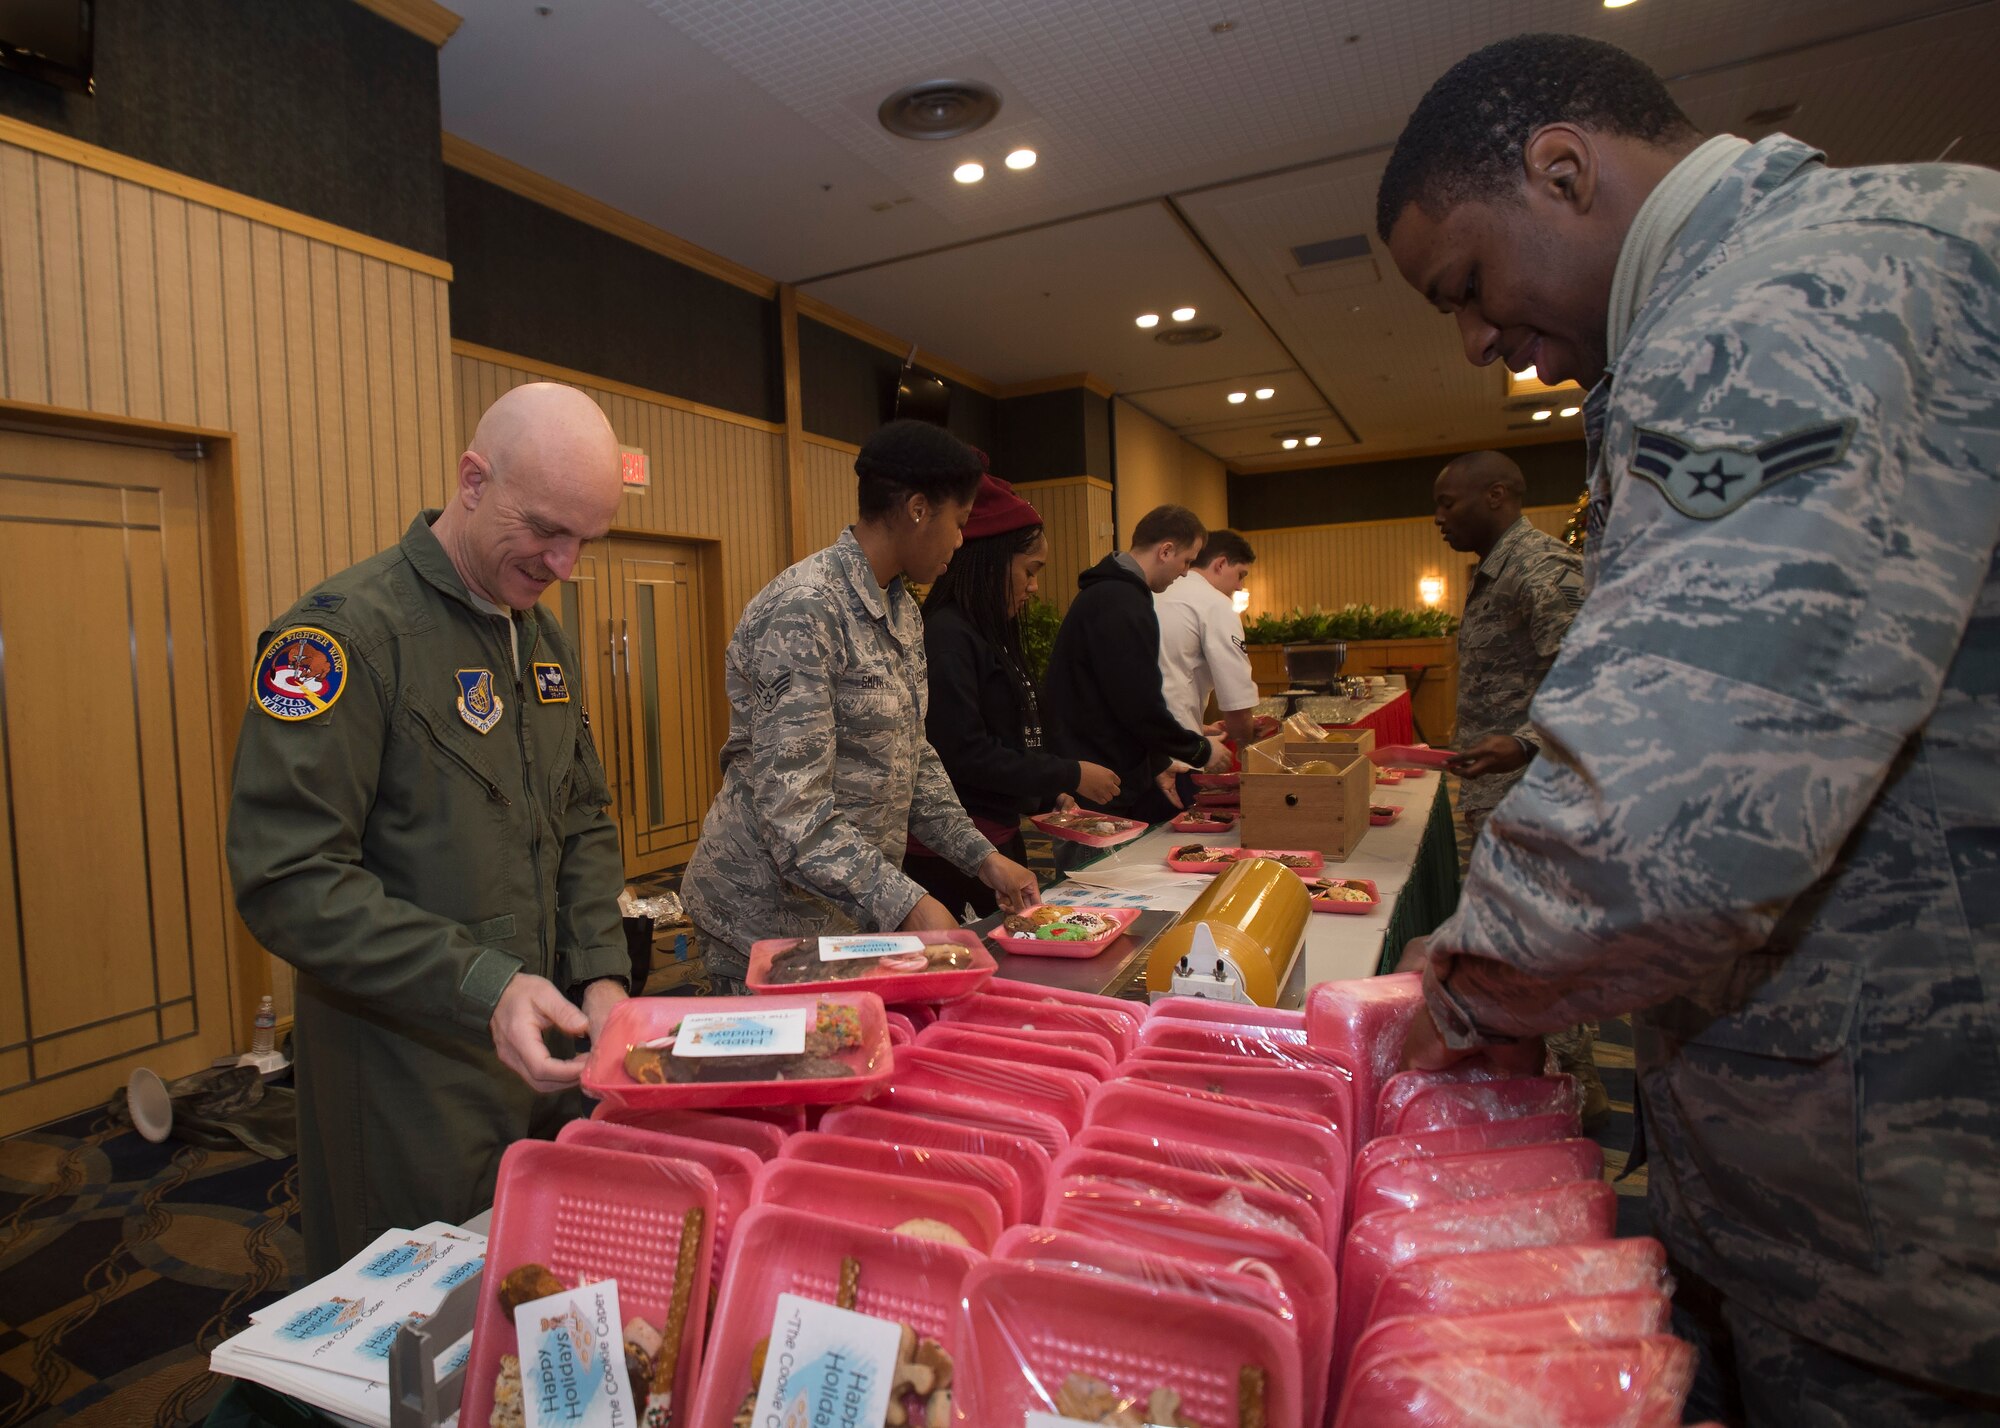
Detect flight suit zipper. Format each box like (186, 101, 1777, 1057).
(508, 614, 551, 976)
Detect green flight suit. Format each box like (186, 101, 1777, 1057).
(226, 513, 628, 1275)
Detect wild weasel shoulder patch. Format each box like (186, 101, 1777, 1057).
(255, 627, 348, 721)
(1629, 420, 1854, 519)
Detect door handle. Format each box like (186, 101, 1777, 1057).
(620, 618, 630, 682)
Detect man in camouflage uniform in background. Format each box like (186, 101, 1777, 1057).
(1381, 33, 1999, 1426)
(1431, 450, 1602, 1126)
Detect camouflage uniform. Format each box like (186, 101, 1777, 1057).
(1451, 515, 1585, 864)
(681, 529, 994, 985)
(1423, 136, 2000, 1408)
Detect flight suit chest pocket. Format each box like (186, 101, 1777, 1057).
(1656, 959, 1879, 1268)
(405, 695, 509, 806)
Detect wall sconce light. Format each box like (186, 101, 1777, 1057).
(1418, 575, 1444, 607)
(1232, 589, 1250, 614)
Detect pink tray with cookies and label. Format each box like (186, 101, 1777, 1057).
(583, 991, 891, 1114)
(1308, 875, 1382, 915)
(987, 904, 1142, 959)
(1030, 809, 1149, 847)
(744, 929, 994, 1003)
(1166, 846, 1324, 875)
(1372, 743, 1455, 769)
(1170, 808, 1238, 832)
(1370, 804, 1404, 826)
(1190, 771, 1241, 789)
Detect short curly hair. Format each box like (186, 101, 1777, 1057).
(1376, 33, 1697, 242)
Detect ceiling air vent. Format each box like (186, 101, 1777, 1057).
(1291, 233, 1371, 267)
(878, 80, 1002, 140)
(1155, 324, 1223, 345)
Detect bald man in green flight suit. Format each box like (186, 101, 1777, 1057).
(228, 383, 632, 1274)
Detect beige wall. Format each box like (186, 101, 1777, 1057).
(452, 346, 789, 625)
(1014, 476, 1115, 614)
(1112, 397, 1229, 546)
(1242, 505, 1570, 619)
(800, 436, 858, 557)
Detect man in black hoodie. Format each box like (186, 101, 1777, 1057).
(1045, 504, 1231, 822)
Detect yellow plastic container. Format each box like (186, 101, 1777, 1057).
(1145, 856, 1311, 1007)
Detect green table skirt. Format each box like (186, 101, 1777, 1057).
(1375, 779, 1463, 974)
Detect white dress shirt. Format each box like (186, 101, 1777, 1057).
(1155, 571, 1260, 732)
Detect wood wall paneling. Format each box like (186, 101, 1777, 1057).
(0, 137, 457, 1022)
(1240, 505, 1570, 619)
(800, 436, 858, 557)
(1013, 476, 1113, 615)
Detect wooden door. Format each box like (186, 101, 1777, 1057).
(542, 537, 718, 877)
(0, 427, 235, 1135)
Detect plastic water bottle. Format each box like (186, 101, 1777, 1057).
(251, 995, 276, 1057)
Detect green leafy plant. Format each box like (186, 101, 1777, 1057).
(1243, 603, 1458, 645)
(1019, 596, 1062, 682)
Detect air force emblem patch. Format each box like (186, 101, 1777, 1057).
(1629, 420, 1853, 519)
(455, 669, 503, 735)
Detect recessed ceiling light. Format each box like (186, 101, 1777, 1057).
(1254, 387, 1275, 400)
(1171, 306, 1197, 322)
(1304, 435, 1322, 447)
(1532, 409, 1553, 421)
(953, 161, 985, 183)
(1282, 438, 1299, 450)
(1135, 313, 1160, 328)
(1603, 0, 1639, 8)
(1005, 148, 1037, 170)
(1227, 391, 1247, 403)
(1559, 406, 1581, 417)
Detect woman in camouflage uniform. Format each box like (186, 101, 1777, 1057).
(682, 422, 1040, 990)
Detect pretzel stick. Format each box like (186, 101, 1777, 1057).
(644, 1205, 706, 1428)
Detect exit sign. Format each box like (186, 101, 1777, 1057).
(619, 446, 649, 489)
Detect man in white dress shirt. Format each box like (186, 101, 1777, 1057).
(1156, 530, 1261, 763)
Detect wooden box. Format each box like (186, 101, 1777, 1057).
(1240, 737, 1372, 862)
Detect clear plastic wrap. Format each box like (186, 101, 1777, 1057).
(1376, 1062, 1550, 1133)
(583, 991, 892, 1113)
(1149, 996, 1307, 1033)
(1086, 1079, 1346, 1192)
(874, 1080, 1072, 1158)
(592, 1103, 789, 1160)
(1305, 973, 1426, 1148)
(938, 991, 1139, 1060)
(553, 1118, 758, 1298)
(1106, 1070, 1338, 1133)
(985, 976, 1147, 1035)
(1352, 1140, 1604, 1223)
(1030, 808, 1150, 847)
(745, 928, 995, 1003)
(1113, 1056, 1352, 1136)
(1347, 1291, 1673, 1383)
(1048, 1156, 1319, 1245)
(1075, 1125, 1345, 1250)
(1337, 1183, 1620, 1371)
(1047, 1183, 1338, 1428)
(1332, 1336, 1695, 1427)
(778, 1129, 1028, 1226)
(888, 1044, 1093, 1134)
(916, 1022, 1114, 1081)
(683, 1203, 980, 1428)
(1351, 1113, 1585, 1191)
(460, 1141, 715, 1428)
(995, 1224, 1297, 1327)
(1369, 1239, 1672, 1326)
(1393, 1075, 1581, 1136)
(748, 1156, 1002, 1253)
(1137, 1018, 1361, 1078)
(922, 1016, 1121, 1071)
(819, 1102, 1054, 1213)
(956, 1258, 1307, 1428)
(887, 1000, 940, 1032)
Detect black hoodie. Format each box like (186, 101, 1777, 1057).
(1044, 554, 1211, 814)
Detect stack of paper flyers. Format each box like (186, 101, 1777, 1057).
(209, 1221, 485, 1427)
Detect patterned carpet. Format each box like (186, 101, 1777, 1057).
(0, 1101, 301, 1428)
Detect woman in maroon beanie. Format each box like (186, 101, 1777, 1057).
(905, 474, 1121, 917)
